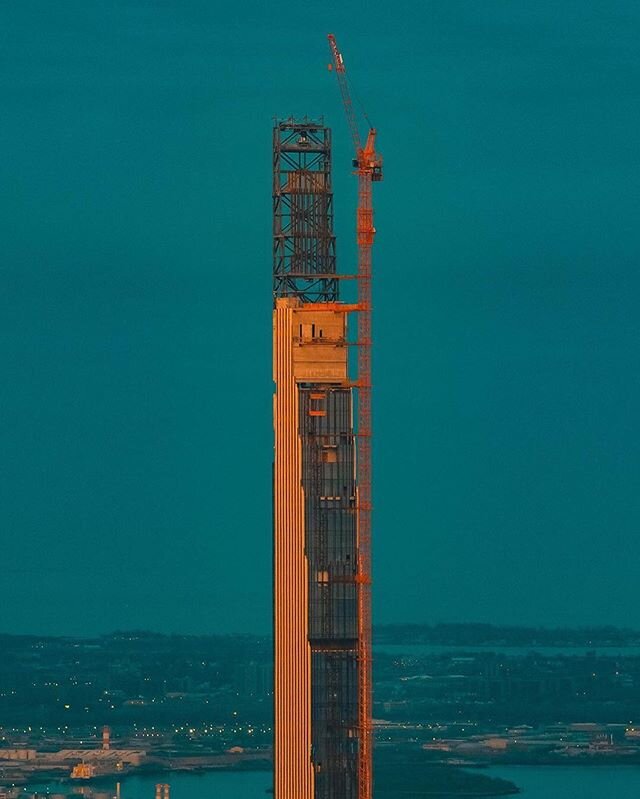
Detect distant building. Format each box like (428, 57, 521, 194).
(70, 763, 95, 779)
(233, 662, 273, 698)
(0, 750, 37, 761)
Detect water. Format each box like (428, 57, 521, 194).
(488, 765, 640, 797)
(120, 772, 271, 799)
(23, 765, 640, 798)
(374, 643, 640, 658)
(22, 772, 272, 799)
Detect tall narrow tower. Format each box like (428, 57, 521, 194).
(273, 118, 360, 799)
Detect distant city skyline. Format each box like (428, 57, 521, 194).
(2, 1, 639, 636)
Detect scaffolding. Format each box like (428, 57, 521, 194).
(273, 119, 338, 303)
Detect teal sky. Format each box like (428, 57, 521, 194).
(2, 1, 639, 635)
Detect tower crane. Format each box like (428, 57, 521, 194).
(328, 33, 382, 799)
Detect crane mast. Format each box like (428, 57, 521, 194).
(328, 33, 382, 799)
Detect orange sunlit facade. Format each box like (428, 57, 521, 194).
(273, 300, 350, 799)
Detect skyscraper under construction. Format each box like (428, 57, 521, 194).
(272, 119, 360, 799)
(273, 40, 382, 799)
